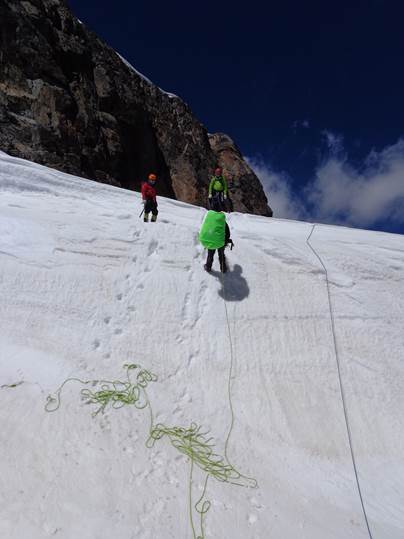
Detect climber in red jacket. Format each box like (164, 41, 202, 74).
(141, 173, 158, 222)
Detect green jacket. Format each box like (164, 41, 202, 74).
(199, 211, 226, 249)
(208, 175, 228, 196)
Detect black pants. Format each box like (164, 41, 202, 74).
(206, 247, 226, 272)
(209, 192, 225, 211)
(145, 200, 158, 216)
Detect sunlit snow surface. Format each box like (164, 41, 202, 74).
(0, 153, 403, 538)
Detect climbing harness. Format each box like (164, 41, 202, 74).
(306, 224, 373, 539)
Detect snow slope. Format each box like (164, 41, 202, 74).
(0, 153, 403, 539)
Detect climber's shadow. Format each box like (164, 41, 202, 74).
(211, 264, 250, 301)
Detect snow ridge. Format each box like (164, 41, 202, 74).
(116, 52, 178, 99)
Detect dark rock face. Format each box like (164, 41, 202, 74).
(0, 0, 272, 215)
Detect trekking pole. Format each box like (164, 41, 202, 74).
(139, 206, 145, 218)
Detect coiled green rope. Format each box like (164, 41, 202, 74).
(46, 363, 255, 538)
(45, 364, 156, 416)
(148, 422, 243, 484)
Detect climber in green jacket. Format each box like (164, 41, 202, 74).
(208, 167, 228, 210)
(199, 196, 233, 273)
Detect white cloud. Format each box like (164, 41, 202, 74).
(245, 157, 307, 220)
(322, 130, 344, 156)
(247, 137, 404, 230)
(308, 139, 404, 227)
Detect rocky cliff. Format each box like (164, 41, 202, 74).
(0, 0, 272, 215)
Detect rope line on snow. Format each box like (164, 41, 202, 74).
(220, 270, 258, 490)
(46, 359, 254, 539)
(306, 224, 373, 539)
(222, 273, 236, 463)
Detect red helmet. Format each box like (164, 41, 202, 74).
(148, 173, 157, 181)
(214, 167, 222, 176)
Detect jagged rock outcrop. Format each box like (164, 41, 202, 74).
(0, 0, 272, 215)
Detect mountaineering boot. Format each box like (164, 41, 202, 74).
(144, 213, 149, 223)
(204, 263, 211, 273)
(151, 214, 157, 222)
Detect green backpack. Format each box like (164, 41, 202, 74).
(199, 211, 226, 249)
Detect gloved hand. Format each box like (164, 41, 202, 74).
(142, 199, 146, 205)
(208, 194, 212, 199)
(223, 194, 227, 200)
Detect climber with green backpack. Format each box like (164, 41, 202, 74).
(199, 197, 234, 273)
(208, 166, 228, 211)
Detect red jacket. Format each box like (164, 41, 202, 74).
(141, 181, 157, 203)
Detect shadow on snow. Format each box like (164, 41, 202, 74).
(209, 264, 250, 302)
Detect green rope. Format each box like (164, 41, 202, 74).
(221, 271, 258, 492)
(194, 473, 210, 539)
(81, 364, 156, 416)
(45, 363, 254, 538)
(189, 458, 198, 539)
(146, 420, 252, 538)
(1, 381, 24, 389)
(45, 364, 156, 416)
(147, 422, 245, 484)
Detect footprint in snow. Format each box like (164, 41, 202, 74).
(147, 238, 159, 256)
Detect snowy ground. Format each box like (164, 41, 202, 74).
(0, 152, 403, 539)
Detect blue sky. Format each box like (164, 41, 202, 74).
(68, 0, 404, 234)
